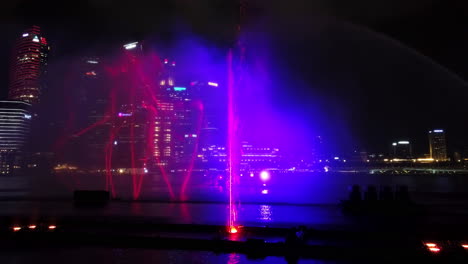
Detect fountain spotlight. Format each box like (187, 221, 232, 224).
(260, 170, 270, 181)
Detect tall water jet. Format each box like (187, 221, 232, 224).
(227, 49, 239, 233)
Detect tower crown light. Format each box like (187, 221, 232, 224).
(123, 42, 138, 50)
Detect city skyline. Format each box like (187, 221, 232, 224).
(0, 20, 466, 164)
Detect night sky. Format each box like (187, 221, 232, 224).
(1, 0, 468, 156)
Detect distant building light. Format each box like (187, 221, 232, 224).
(208, 82, 219, 87)
(392, 143, 397, 146)
(87, 60, 99, 64)
(398, 141, 410, 144)
(24, 114, 31, 119)
(118, 112, 132, 117)
(85, 71, 97, 76)
(171, 61, 176, 66)
(32, 36, 40, 42)
(261, 189, 269, 195)
(174, 87, 186, 91)
(22, 33, 29, 37)
(113, 141, 118, 146)
(433, 129, 444, 133)
(123, 42, 138, 50)
(164, 58, 168, 64)
(334, 157, 339, 160)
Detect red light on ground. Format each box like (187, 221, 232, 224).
(12, 226, 21, 232)
(229, 226, 238, 234)
(462, 244, 468, 249)
(428, 247, 441, 253)
(48, 225, 57, 230)
(28, 225, 36, 229)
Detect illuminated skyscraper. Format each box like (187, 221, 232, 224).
(0, 101, 32, 174)
(151, 58, 177, 167)
(428, 129, 447, 161)
(391, 141, 412, 159)
(8, 26, 50, 104)
(70, 56, 111, 169)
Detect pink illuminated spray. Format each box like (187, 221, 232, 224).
(180, 99, 204, 200)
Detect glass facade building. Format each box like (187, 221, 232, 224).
(0, 101, 32, 174)
(8, 25, 49, 104)
(429, 129, 448, 161)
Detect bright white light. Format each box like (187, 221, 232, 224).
(87, 60, 99, 64)
(260, 170, 270, 181)
(208, 82, 219, 87)
(334, 157, 339, 160)
(144, 168, 148, 173)
(392, 143, 397, 146)
(433, 129, 443, 133)
(22, 33, 29, 37)
(398, 141, 410, 144)
(113, 141, 118, 145)
(324, 166, 330, 172)
(32, 36, 39, 43)
(261, 189, 268, 194)
(24, 114, 31, 119)
(123, 42, 138, 50)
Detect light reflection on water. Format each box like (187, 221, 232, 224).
(0, 247, 334, 263)
(227, 253, 240, 264)
(259, 205, 272, 221)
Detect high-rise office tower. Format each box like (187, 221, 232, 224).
(68, 56, 111, 169)
(8, 26, 50, 104)
(391, 141, 412, 159)
(429, 129, 447, 161)
(0, 101, 32, 174)
(152, 58, 178, 168)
